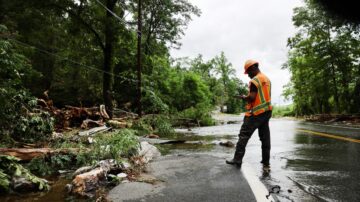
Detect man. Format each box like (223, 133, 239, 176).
(226, 59, 272, 171)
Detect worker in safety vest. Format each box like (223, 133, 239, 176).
(226, 59, 272, 171)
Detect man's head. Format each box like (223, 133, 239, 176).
(244, 59, 260, 78)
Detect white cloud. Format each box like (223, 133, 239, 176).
(170, 0, 304, 105)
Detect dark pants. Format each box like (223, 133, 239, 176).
(234, 110, 272, 165)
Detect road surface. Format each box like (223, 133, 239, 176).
(109, 114, 360, 201)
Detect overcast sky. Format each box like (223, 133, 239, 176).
(170, 0, 304, 105)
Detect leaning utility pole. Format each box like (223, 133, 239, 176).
(137, 0, 142, 117)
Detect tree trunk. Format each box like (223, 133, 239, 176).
(326, 25, 340, 113)
(137, 0, 143, 116)
(102, 0, 117, 118)
(330, 63, 340, 112)
(0, 148, 85, 161)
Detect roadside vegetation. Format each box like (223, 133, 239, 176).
(271, 105, 295, 118)
(1, 0, 358, 199)
(0, 0, 247, 198)
(283, 0, 360, 116)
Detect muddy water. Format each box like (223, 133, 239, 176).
(0, 176, 73, 202)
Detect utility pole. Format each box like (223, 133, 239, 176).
(137, 0, 142, 117)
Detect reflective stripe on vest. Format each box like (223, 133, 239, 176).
(246, 73, 272, 116)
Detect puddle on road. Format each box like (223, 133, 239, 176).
(156, 132, 236, 155)
(157, 143, 215, 155)
(165, 132, 231, 141)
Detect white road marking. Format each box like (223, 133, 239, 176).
(242, 163, 275, 202)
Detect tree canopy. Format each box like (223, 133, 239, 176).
(284, 0, 360, 115)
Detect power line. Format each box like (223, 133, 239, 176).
(94, 0, 140, 35)
(3, 37, 139, 83)
(117, 0, 128, 10)
(95, 0, 123, 22)
(2, 36, 160, 90)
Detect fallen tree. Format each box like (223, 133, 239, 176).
(0, 148, 86, 161)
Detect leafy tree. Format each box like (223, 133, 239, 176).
(0, 26, 53, 144)
(225, 78, 248, 113)
(284, 0, 360, 115)
(140, 0, 201, 55)
(213, 52, 237, 112)
(0, 0, 201, 117)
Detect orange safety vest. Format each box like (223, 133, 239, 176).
(245, 72, 272, 116)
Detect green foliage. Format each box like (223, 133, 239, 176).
(285, 0, 360, 115)
(0, 90, 54, 143)
(92, 129, 139, 162)
(175, 72, 212, 110)
(0, 169, 10, 193)
(1, 0, 248, 132)
(51, 155, 72, 170)
(143, 115, 174, 136)
(27, 154, 78, 176)
(152, 117, 174, 136)
(272, 105, 295, 117)
(140, 0, 201, 51)
(225, 78, 248, 114)
(14, 110, 54, 143)
(132, 114, 174, 136)
(178, 103, 215, 126)
(142, 89, 169, 114)
(31, 129, 139, 175)
(27, 157, 53, 176)
(63, 129, 140, 166)
(131, 120, 154, 136)
(0, 155, 50, 192)
(0, 31, 54, 144)
(1, 0, 201, 111)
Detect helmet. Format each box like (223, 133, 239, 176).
(244, 59, 259, 74)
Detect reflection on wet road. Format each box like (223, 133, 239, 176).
(170, 116, 360, 201)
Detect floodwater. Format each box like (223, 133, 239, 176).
(164, 115, 360, 202)
(0, 176, 73, 202)
(2, 114, 360, 201)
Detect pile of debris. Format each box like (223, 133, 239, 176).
(37, 92, 137, 131)
(0, 92, 164, 198)
(305, 114, 360, 125)
(67, 159, 129, 198)
(38, 96, 109, 130)
(68, 141, 160, 198)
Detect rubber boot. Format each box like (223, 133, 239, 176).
(262, 164, 270, 172)
(225, 159, 242, 167)
(226, 154, 242, 167)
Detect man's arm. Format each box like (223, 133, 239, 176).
(234, 83, 257, 103)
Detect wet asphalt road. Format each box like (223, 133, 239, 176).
(107, 114, 360, 202)
(263, 120, 360, 201)
(108, 155, 257, 202)
(168, 115, 360, 201)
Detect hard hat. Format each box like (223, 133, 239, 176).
(244, 59, 259, 74)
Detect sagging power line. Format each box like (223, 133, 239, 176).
(94, 0, 141, 35)
(1, 36, 160, 96)
(2, 37, 139, 83)
(94, 0, 144, 116)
